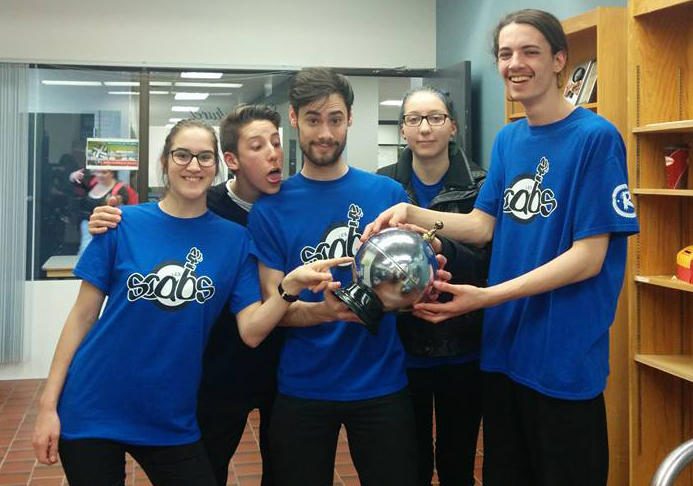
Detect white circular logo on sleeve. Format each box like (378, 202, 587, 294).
(612, 184, 636, 218)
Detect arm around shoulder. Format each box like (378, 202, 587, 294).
(88, 197, 122, 235)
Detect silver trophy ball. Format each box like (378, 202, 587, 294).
(335, 222, 443, 335)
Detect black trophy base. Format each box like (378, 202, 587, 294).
(334, 282, 384, 335)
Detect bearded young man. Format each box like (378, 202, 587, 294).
(247, 67, 419, 486)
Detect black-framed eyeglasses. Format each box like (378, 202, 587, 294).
(169, 148, 216, 167)
(402, 114, 449, 127)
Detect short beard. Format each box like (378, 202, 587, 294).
(298, 131, 347, 167)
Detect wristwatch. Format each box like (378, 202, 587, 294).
(278, 282, 299, 302)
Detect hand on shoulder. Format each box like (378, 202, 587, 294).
(88, 196, 122, 235)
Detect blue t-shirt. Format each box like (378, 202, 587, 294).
(475, 108, 639, 399)
(411, 171, 445, 209)
(248, 167, 409, 400)
(59, 203, 261, 445)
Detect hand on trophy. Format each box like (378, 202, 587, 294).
(361, 202, 411, 242)
(412, 282, 487, 323)
(323, 282, 364, 324)
(427, 254, 451, 303)
(335, 222, 444, 335)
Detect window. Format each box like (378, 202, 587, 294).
(27, 66, 140, 279)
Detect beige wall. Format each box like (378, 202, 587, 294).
(0, 0, 436, 69)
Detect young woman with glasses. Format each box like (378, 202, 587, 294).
(366, 10, 639, 486)
(32, 119, 347, 486)
(376, 86, 488, 486)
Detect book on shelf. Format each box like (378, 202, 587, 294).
(577, 60, 597, 104)
(563, 60, 593, 105)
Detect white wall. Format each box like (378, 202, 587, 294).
(2, 281, 81, 379)
(0, 0, 436, 70)
(347, 76, 380, 173)
(378, 124, 400, 168)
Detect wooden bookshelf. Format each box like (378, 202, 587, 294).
(635, 275, 693, 292)
(633, 188, 693, 196)
(627, 1, 693, 485)
(635, 355, 693, 382)
(632, 119, 693, 133)
(632, 0, 693, 17)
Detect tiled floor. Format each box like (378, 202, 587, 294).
(0, 379, 482, 485)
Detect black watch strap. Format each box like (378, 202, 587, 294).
(278, 282, 299, 302)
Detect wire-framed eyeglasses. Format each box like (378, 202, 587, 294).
(402, 114, 449, 127)
(169, 148, 216, 167)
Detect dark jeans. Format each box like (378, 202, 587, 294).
(482, 372, 608, 486)
(268, 387, 418, 486)
(197, 392, 275, 486)
(407, 360, 482, 486)
(59, 438, 216, 486)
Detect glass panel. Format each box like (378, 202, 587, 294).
(147, 70, 293, 199)
(377, 76, 413, 168)
(27, 66, 140, 280)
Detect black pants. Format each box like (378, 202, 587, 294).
(197, 393, 275, 486)
(407, 361, 482, 486)
(268, 387, 418, 486)
(59, 438, 216, 486)
(482, 372, 608, 486)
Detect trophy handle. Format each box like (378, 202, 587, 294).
(422, 221, 444, 243)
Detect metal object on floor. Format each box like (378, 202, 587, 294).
(650, 438, 693, 486)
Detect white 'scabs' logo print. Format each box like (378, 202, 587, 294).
(126, 247, 216, 310)
(300, 204, 362, 265)
(612, 184, 636, 218)
(503, 157, 558, 223)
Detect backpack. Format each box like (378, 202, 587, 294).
(112, 182, 139, 205)
(89, 179, 139, 205)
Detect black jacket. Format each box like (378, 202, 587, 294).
(377, 144, 489, 357)
(197, 182, 283, 399)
